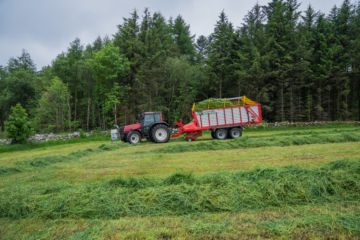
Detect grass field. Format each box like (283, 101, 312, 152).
(0, 123, 360, 239)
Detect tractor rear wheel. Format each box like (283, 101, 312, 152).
(151, 124, 170, 143)
(215, 129, 227, 140)
(127, 131, 141, 144)
(229, 127, 242, 139)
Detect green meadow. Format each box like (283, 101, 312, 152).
(0, 123, 360, 239)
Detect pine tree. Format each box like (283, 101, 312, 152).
(264, 0, 300, 121)
(171, 16, 195, 57)
(113, 10, 142, 122)
(312, 14, 332, 120)
(5, 103, 33, 143)
(350, 2, 360, 120)
(237, 4, 267, 112)
(195, 35, 209, 62)
(207, 11, 236, 98)
(333, 0, 352, 120)
(136, 10, 175, 111)
(295, 5, 317, 121)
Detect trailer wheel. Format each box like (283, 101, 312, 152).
(215, 129, 227, 140)
(211, 130, 217, 139)
(127, 131, 141, 144)
(151, 124, 170, 143)
(229, 127, 242, 139)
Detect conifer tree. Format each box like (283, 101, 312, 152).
(207, 11, 236, 98)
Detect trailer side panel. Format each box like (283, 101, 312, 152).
(195, 104, 262, 128)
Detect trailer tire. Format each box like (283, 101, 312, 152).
(151, 124, 170, 143)
(211, 130, 217, 139)
(127, 131, 141, 144)
(229, 127, 242, 139)
(215, 129, 227, 140)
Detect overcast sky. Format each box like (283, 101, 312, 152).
(0, 0, 344, 69)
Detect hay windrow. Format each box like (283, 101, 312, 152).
(195, 98, 238, 111)
(0, 167, 21, 175)
(0, 159, 359, 219)
(160, 132, 360, 153)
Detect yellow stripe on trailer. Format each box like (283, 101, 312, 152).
(241, 96, 257, 105)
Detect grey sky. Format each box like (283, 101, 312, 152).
(0, 0, 344, 69)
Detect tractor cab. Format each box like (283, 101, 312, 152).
(138, 112, 162, 126)
(120, 112, 170, 144)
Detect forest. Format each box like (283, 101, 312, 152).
(0, 0, 359, 133)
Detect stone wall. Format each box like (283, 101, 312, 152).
(0, 139, 12, 145)
(0, 132, 82, 145)
(28, 132, 81, 142)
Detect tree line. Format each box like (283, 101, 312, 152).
(0, 0, 359, 133)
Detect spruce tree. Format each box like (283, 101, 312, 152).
(207, 11, 236, 98)
(171, 15, 195, 57)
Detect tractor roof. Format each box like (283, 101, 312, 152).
(143, 112, 161, 114)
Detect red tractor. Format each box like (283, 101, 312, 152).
(119, 112, 171, 144)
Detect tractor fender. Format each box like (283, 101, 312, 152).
(149, 121, 170, 131)
(148, 122, 170, 135)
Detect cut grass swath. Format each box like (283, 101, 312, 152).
(0, 159, 359, 219)
(160, 132, 360, 153)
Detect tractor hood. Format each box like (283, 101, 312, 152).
(123, 123, 141, 133)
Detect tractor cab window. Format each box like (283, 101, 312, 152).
(138, 114, 144, 123)
(154, 113, 161, 122)
(143, 114, 154, 126)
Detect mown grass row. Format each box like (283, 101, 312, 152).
(258, 209, 360, 237)
(0, 134, 108, 154)
(1, 203, 359, 239)
(244, 126, 360, 138)
(0, 159, 359, 219)
(161, 132, 360, 153)
(246, 122, 360, 131)
(0, 143, 122, 176)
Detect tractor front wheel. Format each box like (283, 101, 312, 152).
(151, 124, 170, 143)
(127, 131, 141, 144)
